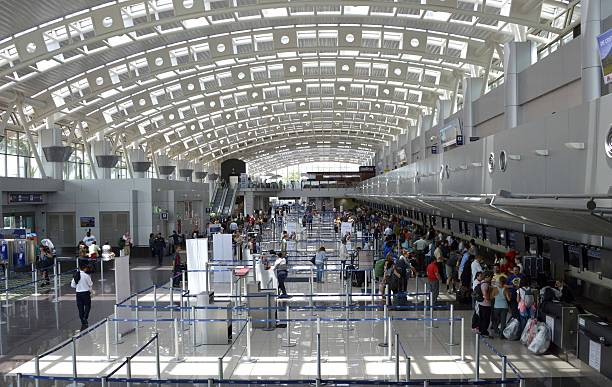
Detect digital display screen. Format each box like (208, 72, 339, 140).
(498, 229, 506, 246)
(567, 245, 584, 268)
(586, 249, 601, 273)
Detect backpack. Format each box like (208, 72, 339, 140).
(396, 257, 408, 276)
(73, 270, 81, 284)
(523, 287, 535, 308)
(118, 237, 126, 249)
(473, 283, 485, 303)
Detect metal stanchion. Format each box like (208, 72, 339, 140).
(105, 317, 111, 360)
(99, 259, 104, 282)
(32, 264, 41, 297)
(448, 304, 456, 346)
(230, 275, 234, 301)
(473, 333, 481, 380)
(126, 357, 132, 387)
(245, 317, 257, 362)
(172, 317, 184, 362)
(155, 335, 161, 381)
(384, 284, 390, 306)
(501, 355, 507, 382)
(35, 355, 40, 387)
(263, 293, 274, 331)
(316, 332, 322, 385)
(170, 283, 174, 320)
(16, 373, 21, 387)
(406, 356, 411, 381)
(282, 305, 295, 347)
(387, 316, 393, 360)
(309, 266, 314, 307)
(371, 268, 376, 304)
(52, 263, 59, 303)
(218, 357, 224, 379)
(415, 275, 420, 304)
(3, 266, 10, 308)
(428, 291, 434, 329)
(423, 380, 429, 387)
(134, 297, 140, 334)
(71, 336, 78, 381)
(153, 285, 158, 331)
(378, 305, 388, 347)
(422, 283, 427, 317)
(394, 333, 400, 381)
(180, 292, 187, 332)
(455, 317, 467, 363)
(192, 306, 197, 348)
(181, 270, 186, 294)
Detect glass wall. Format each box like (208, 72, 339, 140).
(268, 161, 362, 182)
(0, 129, 40, 178)
(65, 143, 92, 180)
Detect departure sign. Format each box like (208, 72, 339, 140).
(8, 193, 44, 204)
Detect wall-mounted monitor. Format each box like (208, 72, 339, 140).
(527, 236, 539, 256)
(507, 231, 526, 253)
(466, 223, 476, 237)
(567, 245, 585, 269)
(601, 249, 612, 278)
(487, 226, 498, 244)
(586, 248, 602, 273)
(497, 229, 507, 246)
(547, 239, 566, 267)
(475, 224, 485, 240)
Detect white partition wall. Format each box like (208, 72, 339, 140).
(186, 238, 209, 294)
(213, 233, 232, 283)
(114, 255, 132, 337)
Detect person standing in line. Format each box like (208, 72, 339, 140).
(71, 263, 94, 331)
(471, 255, 484, 285)
(477, 272, 493, 337)
(83, 230, 96, 247)
(270, 252, 290, 298)
(314, 246, 327, 283)
(426, 256, 442, 305)
(490, 275, 510, 337)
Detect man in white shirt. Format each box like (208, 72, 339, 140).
(83, 230, 96, 247)
(414, 236, 429, 252)
(383, 226, 393, 237)
(71, 264, 94, 330)
(471, 255, 484, 287)
(229, 219, 238, 232)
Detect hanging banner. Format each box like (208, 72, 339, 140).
(597, 29, 612, 84)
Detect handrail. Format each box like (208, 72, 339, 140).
(106, 333, 159, 380)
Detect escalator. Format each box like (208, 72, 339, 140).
(221, 186, 237, 217)
(211, 186, 226, 214)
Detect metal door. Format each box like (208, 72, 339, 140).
(99, 212, 130, 246)
(46, 213, 76, 247)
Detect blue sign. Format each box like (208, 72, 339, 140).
(431, 144, 438, 154)
(597, 29, 612, 84)
(456, 134, 464, 146)
(0, 241, 8, 262)
(0, 228, 27, 240)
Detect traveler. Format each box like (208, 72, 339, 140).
(554, 280, 574, 303)
(119, 232, 132, 256)
(490, 275, 510, 337)
(471, 255, 484, 285)
(101, 241, 115, 260)
(88, 240, 101, 258)
(83, 230, 96, 247)
(149, 233, 155, 257)
(153, 234, 166, 265)
(37, 246, 54, 286)
(517, 281, 537, 332)
(476, 272, 493, 337)
(446, 250, 459, 293)
(71, 263, 94, 331)
(426, 257, 442, 305)
(170, 231, 181, 254)
(314, 246, 327, 283)
(270, 252, 290, 298)
(471, 271, 483, 329)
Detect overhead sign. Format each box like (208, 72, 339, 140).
(8, 193, 44, 204)
(597, 29, 612, 84)
(456, 134, 464, 146)
(0, 229, 27, 240)
(431, 144, 438, 154)
(160, 212, 169, 220)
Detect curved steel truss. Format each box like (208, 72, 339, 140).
(0, 0, 580, 173)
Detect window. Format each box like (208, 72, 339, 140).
(0, 129, 40, 178)
(65, 143, 91, 180)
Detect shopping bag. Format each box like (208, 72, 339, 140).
(528, 323, 551, 354)
(520, 318, 538, 345)
(503, 318, 521, 340)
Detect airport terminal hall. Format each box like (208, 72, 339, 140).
(2, 0, 612, 387)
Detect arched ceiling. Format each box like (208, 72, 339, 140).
(0, 0, 580, 173)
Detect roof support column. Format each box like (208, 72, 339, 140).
(581, 0, 602, 102)
(78, 122, 98, 180)
(503, 41, 536, 129)
(16, 103, 47, 179)
(461, 77, 483, 141)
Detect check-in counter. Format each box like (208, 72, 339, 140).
(539, 301, 578, 354)
(247, 281, 277, 329)
(577, 314, 612, 379)
(195, 292, 232, 345)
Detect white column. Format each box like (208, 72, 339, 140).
(503, 41, 536, 129)
(462, 77, 484, 141)
(581, 0, 602, 102)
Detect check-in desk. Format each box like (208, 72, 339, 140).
(195, 292, 232, 345)
(246, 282, 277, 329)
(539, 301, 578, 354)
(577, 314, 612, 379)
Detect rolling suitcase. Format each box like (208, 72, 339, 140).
(352, 270, 365, 287)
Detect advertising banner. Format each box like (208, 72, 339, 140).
(597, 29, 612, 84)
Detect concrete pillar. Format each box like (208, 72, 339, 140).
(39, 126, 72, 180)
(462, 77, 484, 140)
(92, 140, 119, 179)
(582, 0, 602, 102)
(129, 149, 151, 178)
(503, 41, 536, 129)
(157, 155, 176, 180)
(244, 191, 255, 217)
(436, 99, 452, 127)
